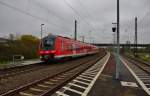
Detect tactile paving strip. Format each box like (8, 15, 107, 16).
(53, 53, 110, 96)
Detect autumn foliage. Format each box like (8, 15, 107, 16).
(0, 35, 40, 62)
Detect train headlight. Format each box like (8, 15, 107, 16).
(51, 50, 56, 53)
(39, 50, 44, 54)
(44, 51, 51, 54)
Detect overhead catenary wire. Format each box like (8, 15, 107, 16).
(122, 8, 150, 44)
(64, 0, 96, 32)
(78, 0, 91, 19)
(124, 8, 150, 32)
(138, 8, 150, 24)
(77, 0, 98, 30)
(0, 0, 69, 32)
(30, 0, 69, 24)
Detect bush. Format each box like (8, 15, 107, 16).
(0, 35, 40, 62)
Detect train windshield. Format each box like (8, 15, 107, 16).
(41, 38, 55, 50)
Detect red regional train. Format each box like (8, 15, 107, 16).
(38, 35, 98, 61)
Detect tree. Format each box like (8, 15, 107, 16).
(0, 34, 41, 62)
(19, 35, 40, 59)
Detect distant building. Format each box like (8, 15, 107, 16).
(0, 38, 8, 43)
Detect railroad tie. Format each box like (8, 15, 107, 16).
(44, 81, 55, 85)
(58, 75, 66, 78)
(30, 87, 45, 92)
(54, 77, 64, 80)
(19, 92, 35, 96)
(37, 84, 49, 88)
(49, 79, 58, 82)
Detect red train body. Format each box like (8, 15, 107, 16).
(38, 35, 98, 61)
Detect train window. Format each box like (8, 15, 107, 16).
(42, 39, 55, 50)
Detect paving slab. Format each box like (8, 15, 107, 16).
(88, 54, 148, 96)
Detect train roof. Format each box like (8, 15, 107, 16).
(43, 34, 96, 46)
(42, 35, 56, 39)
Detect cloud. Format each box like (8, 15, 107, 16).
(0, 0, 149, 43)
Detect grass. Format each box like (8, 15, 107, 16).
(0, 60, 11, 68)
(125, 52, 150, 63)
(138, 53, 150, 62)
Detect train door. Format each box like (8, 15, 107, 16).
(72, 43, 76, 55)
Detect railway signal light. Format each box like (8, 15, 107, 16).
(112, 27, 116, 32)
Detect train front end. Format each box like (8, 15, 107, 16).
(38, 35, 56, 62)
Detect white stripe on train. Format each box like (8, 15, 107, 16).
(54, 51, 98, 59)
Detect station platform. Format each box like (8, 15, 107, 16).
(88, 55, 148, 96)
(21, 59, 42, 65)
(0, 59, 41, 69)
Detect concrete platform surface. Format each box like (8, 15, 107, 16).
(88, 54, 148, 96)
(0, 59, 41, 69)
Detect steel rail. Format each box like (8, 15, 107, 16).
(0, 62, 45, 79)
(123, 56, 150, 75)
(1, 52, 106, 96)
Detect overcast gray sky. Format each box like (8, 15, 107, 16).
(0, 0, 150, 43)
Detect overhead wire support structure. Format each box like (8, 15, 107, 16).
(116, 0, 120, 80)
(74, 20, 77, 40)
(134, 17, 138, 57)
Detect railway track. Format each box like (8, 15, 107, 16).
(1, 52, 108, 96)
(0, 63, 47, 79)
(0, 54, 103, 80)
(0, 53, 105, 95)
(121, 56, 150, 95)
(123, 56, 150, 74)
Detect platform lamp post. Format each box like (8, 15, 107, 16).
(111, 0, 120, 80)
(41, 24, 44, 40)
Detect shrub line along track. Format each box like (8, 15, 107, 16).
(121, 56, 150, 95)
(128, 56, 150, 66)
(1, 52, 107, 96)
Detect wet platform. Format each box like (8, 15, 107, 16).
(88, 55, 148, 96)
